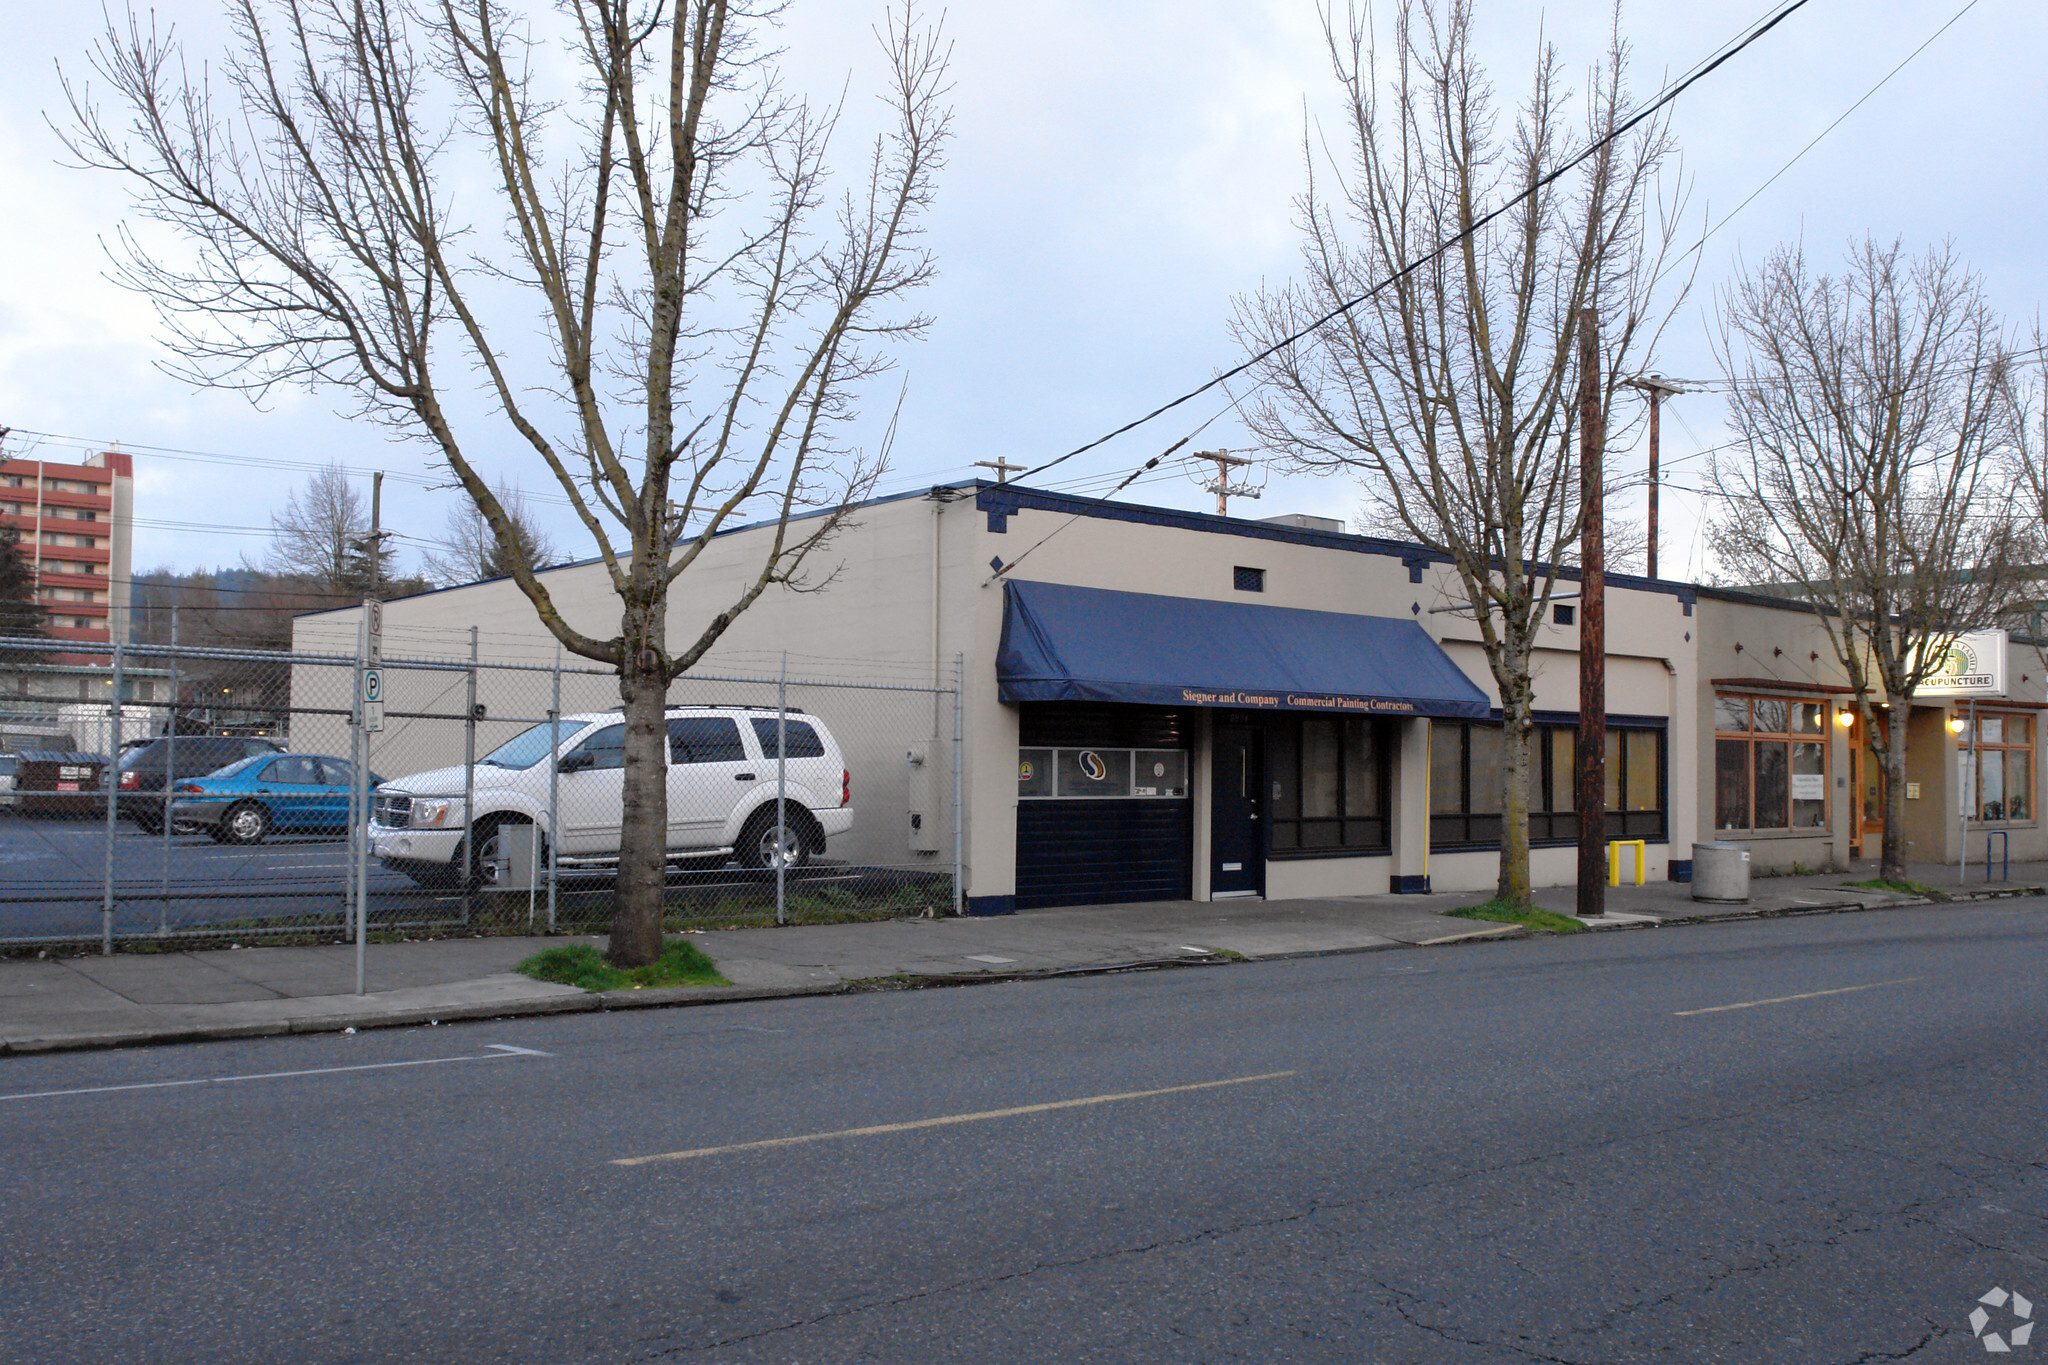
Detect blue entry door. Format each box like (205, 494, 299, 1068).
(1210, 726, 1264, 897)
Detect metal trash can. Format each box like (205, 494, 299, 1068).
(1691, 841, 1751, 903)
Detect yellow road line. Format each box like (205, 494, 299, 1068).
(611, 1070, 1298, 1167)
(1674, 977, 1921, 1017)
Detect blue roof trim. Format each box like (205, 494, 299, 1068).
(979, 482, 1446, 566)
(973, 482, 1818, 612)
(997, 579, 1492, 719)
(299, 473, 1815, 624)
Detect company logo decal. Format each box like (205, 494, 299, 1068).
(1077, 750, 1107, 782)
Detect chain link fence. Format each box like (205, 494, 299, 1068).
(0, 635, 960, 951)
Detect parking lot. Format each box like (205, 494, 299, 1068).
(0, 815, 945, 945)
(0, 815, 418, 942)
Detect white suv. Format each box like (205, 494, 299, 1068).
(369, 705, 853, 888)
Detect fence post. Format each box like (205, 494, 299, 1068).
(952, 651, 964, 918)
(462, 626, 477, 927)
(776, 651, 788, 927)
(547, 647, 560, 933)
(102, 634, 124, 954)
(159, 607, 177, 936)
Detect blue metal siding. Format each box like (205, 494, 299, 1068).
(1015, 800, 1192, 910)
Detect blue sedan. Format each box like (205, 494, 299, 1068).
(168, 754, 386, 845)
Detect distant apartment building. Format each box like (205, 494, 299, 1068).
(0, 450, 135, 646)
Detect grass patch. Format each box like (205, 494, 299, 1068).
(1842, 878, 1949, 900)
(515, 940, 730, 993)
(1444, 899, 1586, 934)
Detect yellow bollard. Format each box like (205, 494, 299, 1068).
(1608, 839, 1647, 887)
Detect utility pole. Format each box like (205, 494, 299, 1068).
(1576, 310, 1607, 922)
(1622, 375, 1685, 580)
(1195, 449, 1259, 516)
(369, 471, 383, 597)
(972, 458, 1027, 483)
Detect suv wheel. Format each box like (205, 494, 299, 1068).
(739, 807, 818, 870)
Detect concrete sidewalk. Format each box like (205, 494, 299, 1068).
(3, 858, 2040, 1055)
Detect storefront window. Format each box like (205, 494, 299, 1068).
(1017, 748, 1187, 800)
(1431, 720, 1665, 849)
(1715, 695, 1828, 832)
(1269, 716, 1388, 854)
(1967, 713, 2033, 822)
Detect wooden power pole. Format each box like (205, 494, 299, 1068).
(1194, 449, 1258, 516)
(973, 458, 1027, 483)
(1622, 375, 1684, 579)
(1576, 310, 1607, 922)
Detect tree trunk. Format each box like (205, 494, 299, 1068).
(1497, 695, 1534, 910)
(609, 603, 670, 968)
(1494, 640, 1536, 911)
(1880, 706, 1911, 885)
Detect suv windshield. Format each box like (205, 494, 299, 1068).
(479, 721, 579, 770)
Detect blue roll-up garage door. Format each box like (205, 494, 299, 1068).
(1014, 705, 1193, 911)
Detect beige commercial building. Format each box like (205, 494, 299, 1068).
(293, 481, 2048, 911)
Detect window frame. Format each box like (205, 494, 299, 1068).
(1965, 709, 2035, 824)
(1265, 715, 1392, 858)
(1713, 694, 1830, 835)
(1430, 718, 1667, 851)
(1015, 746, 1189, 800)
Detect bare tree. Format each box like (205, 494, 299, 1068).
(1707, 238, 2023, 884)
(1235, 0, 1684, 909)
(421, 482, 559, 587)
(63, 0, 951, 965)
(263, 464, 379, 591)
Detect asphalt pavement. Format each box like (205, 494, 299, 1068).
(2, 901, 2042, 1362)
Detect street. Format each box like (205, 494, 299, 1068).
(2, 902, 2044, 1362)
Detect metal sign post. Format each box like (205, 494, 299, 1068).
(354, 599, 380, 996)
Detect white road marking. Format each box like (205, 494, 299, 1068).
(612, 1070, 1299, 1167)
(0, 1044, 552, 1102)
(1674, 977, 1921, 1017)
(965, 954, 1016, 964)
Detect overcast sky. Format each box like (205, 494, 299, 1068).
(2, 0, 2040, 591)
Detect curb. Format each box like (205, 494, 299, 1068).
(0, 983, 841, 1057)
(3, 891, 2038, 1057)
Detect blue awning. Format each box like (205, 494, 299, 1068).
(997, 580, 1492, 719)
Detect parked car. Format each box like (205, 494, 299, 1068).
(0, 753, 16, 810)
(111, 735, 286, 834)
(14, 751, 108, 816)
(369, 705, 853, 888)
(167, 753, 386, 844)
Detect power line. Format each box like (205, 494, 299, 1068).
(1009, 0, 1819, 488)
(1660, 0, 1988, 284)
